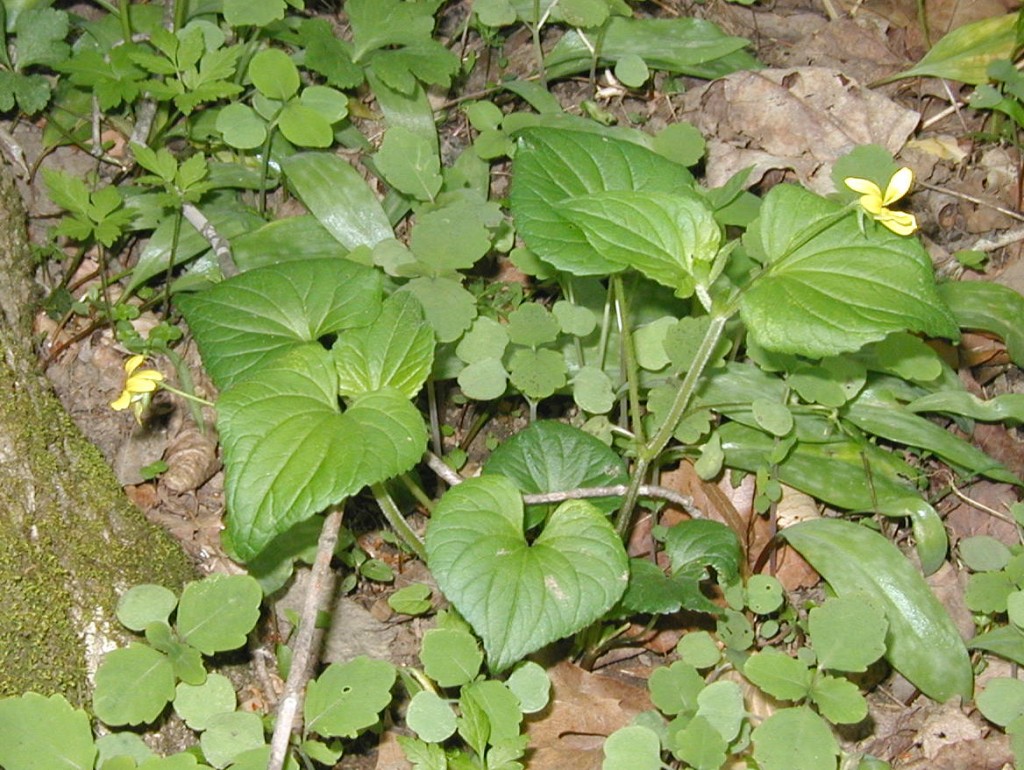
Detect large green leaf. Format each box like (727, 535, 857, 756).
(282, 151, 394, 250)
(780, 518, 973, 702)
(426, 475, 628, 671)
(937, 279, 1024, 366)
(126, 195, 264, 296)
(332, 292, 434, 398)
(0, 693, 96, 770)
(718, 422, 921, 515)
(741, 185, 959, 357)
(232, 215, 346, 271)
(217, 345, 427, 561)
(545, 16, 758, 81)
(906, 390, 1024, 424)
(552, 191, 719, 298)
(510, 128, 693, 276)
(177, 259, 382, 390)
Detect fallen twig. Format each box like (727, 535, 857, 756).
(423, 451, 701, 516)
(267, 504, 345, 770)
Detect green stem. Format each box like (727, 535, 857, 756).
(117, 0, 133, 41)
(614, 311, 731, 539)
(531, 0, 547, 89)
(160, 383, 214, 408)
(371, 482, 427, 562)
(257, 128, 275, 215)
(173, 0, 189, 31)
(612, 274, 645, 446)
(399, 473, 435, 515)
(561, 276, 586, 368)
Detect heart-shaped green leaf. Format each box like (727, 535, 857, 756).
(426, 475, 628, 671)
(218, 345, 427, 561)
(741, 184, 959, 358)
(333, 292, 434, 398)
(177, 259, 382, 391)
(552, 191, 719, 298)
(510, 128, 694, 276)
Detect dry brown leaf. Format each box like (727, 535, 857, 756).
(161, 424, 220, 493)
(524, 660, 653, 770)
(681, 67, 919, 194)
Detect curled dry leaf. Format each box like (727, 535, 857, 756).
(681, 67, 919, 194)
(161, 424, 220, 494)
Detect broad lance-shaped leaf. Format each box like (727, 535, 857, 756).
(552, 191, 720, 299)
(937, 279, 1024, 367)
(218, 345, 427, 561)
(741, 184, 959, 358)
(282, 151, 394, 250)
(333, 291, 434, 398)
(510, 127, 694, 276)
(177, 259, 382, 391)
(844, 396, 1019, 485)
(426, 475, 628, 671)
(780, 518, 973, 702)
(544, 16, 757, 81)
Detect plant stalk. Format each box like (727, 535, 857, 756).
(612, 274, 646, 446)
(371, 483, 427, 561)
(614, 312, 730, 539)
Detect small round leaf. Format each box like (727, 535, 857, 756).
(603, 725, 662, 770)
(407, 690, 457, 743)
(174, 673, 237, 731)
(249, 48, 299, 101)
(216, 103, 267, 150)
(751, 706, 840, 770)
(94, 644, 175, 726)
(177, 574, 262, 655)
(117, 584, 178, 631)
(505, 661, 551, 714)
(199, 711, 265, 769)
(420, 628, 483, 688)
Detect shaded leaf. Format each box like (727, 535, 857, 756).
(177, 259, 383, 391)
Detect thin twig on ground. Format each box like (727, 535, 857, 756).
(181, 203, 239, 277)
(267, 505, 345, 770)
(423, 451, 701, 516)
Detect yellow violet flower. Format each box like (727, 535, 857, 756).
(844, 167, 918, 236)
(110, 354, 164, 414)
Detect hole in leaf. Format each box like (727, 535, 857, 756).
(317, 332, 337, 349)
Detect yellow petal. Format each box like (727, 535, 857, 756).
(110, 391, 133, 410)
(882, 167, 914, 206)
(844, 177, 882, 197)
(876, 209, 918, 235)
(125, 370, 163, 394)
(124, 354, 145, 374)
(859, 195, 884, 215)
